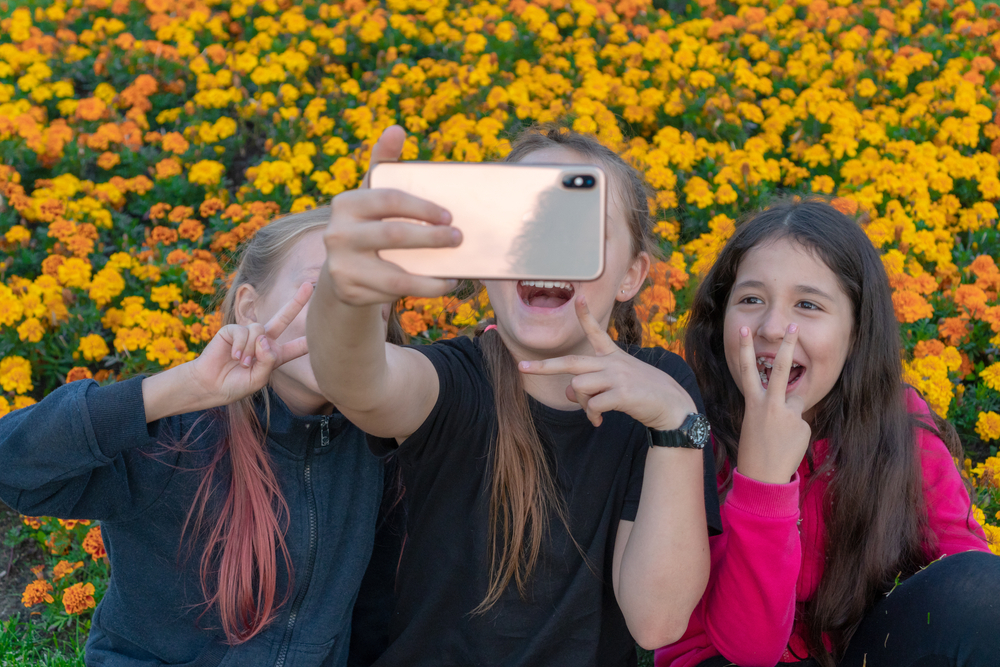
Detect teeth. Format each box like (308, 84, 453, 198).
(519, 280, 574, 290)
(756, 356, 802, 370)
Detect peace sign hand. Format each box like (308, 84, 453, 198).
(518, 297, 697, 430)
(187, 282, 313, 408)
(735, 324, 811, 484)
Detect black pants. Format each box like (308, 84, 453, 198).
(697, 550, 1000, 667)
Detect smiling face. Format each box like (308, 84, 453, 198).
(723, 237, 854, 420)
(482, 145, 649, 360)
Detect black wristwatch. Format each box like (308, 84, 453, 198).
(648, 413, 710, 450)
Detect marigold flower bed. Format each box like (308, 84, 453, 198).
(1, 0, 999, 631)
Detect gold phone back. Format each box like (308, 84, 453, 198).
(371, 162, 606, 280)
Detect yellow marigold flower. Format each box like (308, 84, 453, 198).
(0, 356, 33, 394)
(980, 363, 1000, 393)
(13, 396, 36, 410)
(82, 526, 106, 561)
(903, 356, 952, 417)
(78, 334, 110, 362)
(811, 175, 835, 194)
(683, 176, 714, 209)
(53, 560, 84, 582)
(688, 70, 716, 89)
(17, 317, 44, 343)
(150, 285, 183, 309)
(976, 412, 1000, 442)
(57, 257, 93, 289)
(0, 290, 25, 327)
(62, 582, 96, 615)
(856, 79, 877, 97)
(5, 224, 31, 245)
(22, 579, 55, 607)
(188, 160, 226, 187)
(89, 266, 125, 306)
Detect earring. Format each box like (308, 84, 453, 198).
(621, 290, 626, 294)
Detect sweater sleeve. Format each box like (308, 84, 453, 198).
(690, 470, 802, 667)
(905, 391, 990, 557)
(0, 376, 179, 521)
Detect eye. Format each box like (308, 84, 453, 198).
(739, 296, 763, 305)
(797, 300, 820, 310)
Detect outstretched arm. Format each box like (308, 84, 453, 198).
(307, 127, 461, 439)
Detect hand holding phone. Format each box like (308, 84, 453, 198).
(371, 162, 607, 281)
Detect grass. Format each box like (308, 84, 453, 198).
(0, 618, 85, 667)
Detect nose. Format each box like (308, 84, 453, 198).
(755, 304, 791, 343)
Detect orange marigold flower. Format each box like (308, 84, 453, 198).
(149, 202, 171, 220)
(161, 132, 189, 154)
(185, 259, 220, 294)
(831, 197, 859, 216)
(150, 225, 179, 245)
(892, 290, 933, 323)
(400, 311, 429, 336)
(167, 206, 195, 223)
(954, 284, 989, 318)
(200, 197, 224, 218)
(62, 582, 96, 615)
(913, 339, 946, 358)
(938, 316, 969, 346)
(154, 158, 183, 180)
(75, 97, 107, 121)
(96, 152, 121, 170)
(178, 219, 205, 242)
(53, 560, 84, 582)
(66, 367, 93, 383)
(166, 249, 191, 265)
(82, 526, 106, 561)
(22, 579, 54, 607)
(42, 254, 65, 277)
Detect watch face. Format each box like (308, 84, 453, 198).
(687, 414, 711, 446)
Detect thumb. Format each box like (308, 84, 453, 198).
(362, 125, 406, 189)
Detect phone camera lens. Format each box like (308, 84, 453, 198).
(573, 176, 584, 187)
(584, 176, 594, 187)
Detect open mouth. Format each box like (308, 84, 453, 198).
(517, 280, 575, 309)
(756, 356, 805, 389)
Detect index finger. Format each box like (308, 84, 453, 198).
(737, 326, 765, 400)
(263, 282, 313, 340)
(361, 125, 406, 189)
(766, 323, 799, 403)
(576, 297, 619, 356)
(340, 188, 452, 228)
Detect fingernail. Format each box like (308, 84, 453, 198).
(234, 349, 242, 359)
(789, 323, 798, 333)
(447, 279, 459, 289)
(242, 355, 251, 367)
(441, 210, 453, 225)
(450, 228, 461, 244)
(740, 326, 749, 337)
(519, 361, 530, 370)
(259, 337, 270, 351)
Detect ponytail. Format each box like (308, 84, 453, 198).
(610, 298, 642, 348)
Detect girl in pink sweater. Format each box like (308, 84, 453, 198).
(656, 198, 998, 667)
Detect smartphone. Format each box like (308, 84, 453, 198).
(369, 162, 606, 281)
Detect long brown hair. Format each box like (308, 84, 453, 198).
(181, 207, 331, 644)
(472, 125, 660, 612)
(684, 198, 964, 663)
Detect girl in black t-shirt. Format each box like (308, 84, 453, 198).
(310, 125, 721, 666)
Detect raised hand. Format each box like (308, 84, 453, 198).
(518, 297, 697, 430)
(322, 125, 462, 306)
(735, 323, 811, 484)
(187, 282, 314, 407)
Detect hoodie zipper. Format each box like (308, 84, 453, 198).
(274, 415, 328, 666)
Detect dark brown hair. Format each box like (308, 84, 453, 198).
(684, 198, 955, 663)
(472, 125, 660, 611)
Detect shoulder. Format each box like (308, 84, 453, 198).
(628, 345, 696, 381)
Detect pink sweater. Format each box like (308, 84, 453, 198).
(655, 390, 990, 667)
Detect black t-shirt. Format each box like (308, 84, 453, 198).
(368, 336, 722, 667)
